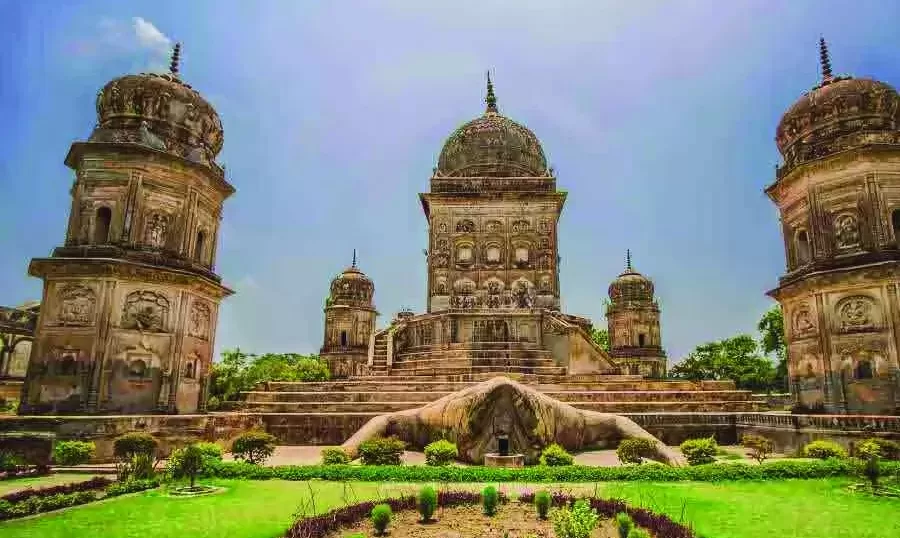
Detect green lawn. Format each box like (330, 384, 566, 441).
(1, 478, 897, 538)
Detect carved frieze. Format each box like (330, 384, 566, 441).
(835, 295, 879, 333)
(456, 219, 475, 233)
(188, 300, 211, 340)
(834, 212, 860, 249)
(56, 284, 97, 326)
(122, 290, 170, 332)
(511, 219, 530, 233)
(791, 303, 817, 338)
(144, 212, 170, 248)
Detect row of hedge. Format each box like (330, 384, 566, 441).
(205, 458, 900, 483)
(0, 478, 158, 521)
(1, 476, 112, 503)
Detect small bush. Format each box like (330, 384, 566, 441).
(166, 443, 223, 478)
(370, 503, 392, 535)
(104, 478, 160, 498)
(615, 512, 634, 538)
(296, 357, 331, 382)
(358, 437, 405, 466)
(858, 438, 900, 461)
(679, 437, 717, 466)
(540, 443, 574, 466)
(321, 447, 350, 465)
(740, 434, 774, 464)
(534, 489, 551, 519)
(231, 430, 277, 465)
(113, 433, 157, 459)
(52, 441, 95, 467)
(417, 485, 437, 522)
(803, 440, 847, 460)
(482, 485, 499, 516)
(627, 529, 650, 538)
(616, 438, 656, 465)
(551, 498, 599, 538)
(424, 439, 458, 466)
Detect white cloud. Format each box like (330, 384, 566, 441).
(132, 17, 172, 56)
(67, 17, 174, 73)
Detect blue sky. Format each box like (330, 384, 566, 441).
(1, 1, 899, 364)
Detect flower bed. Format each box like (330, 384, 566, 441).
(284, 490, 694, 538)
(0, 476, 112, 504)
(0, 477, 158, 521)
(206, 458, 899, 483)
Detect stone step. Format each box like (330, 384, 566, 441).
(241, 400, 760, 413)
(394, 347, 552, 361)
(390, 357, 560, 371)
(262, 379, 725, 392)
(401, 342, 547, 353)
(384, 365, 568, 377)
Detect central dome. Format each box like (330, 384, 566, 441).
(436, 75, 548, 178)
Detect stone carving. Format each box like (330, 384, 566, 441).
(484, 243, 502, 265)
(834, 213, 860, 248)
(455, 244, 474, 266)
(539, 274, 552, 293)
(836, 295, 878, 333)
(433, 276, 448, 295)
(538, 219, 550, 234)
(792, 304, 817, 337)
(56, 284, 96, 326)
(432, 253, 449, 268)
(188, 300, 211, 340)
(485, 220, 502, 233)
(513, 246, 530, 268)
(450, 295, 478, 309)
(341, 377, 683, 465)
(122, 290, 170, 332)
(512, 219, 530, 233)
(144, 213, 170, 248)
(456, 219, 475, 233)
(513, 281, 533, 308)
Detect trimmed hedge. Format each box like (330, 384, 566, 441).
(0, 478, 158, 521)
(1, 476, 112, 503)
(204, 458, 900, 482)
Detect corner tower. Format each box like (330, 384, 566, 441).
(20, 44, 235, 415)
(606, 251, 666, 377)
(767, 38, 900, 414)
(321, 251, 378, 378)
(420, 73, 566, 312)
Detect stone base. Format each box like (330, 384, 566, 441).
(484, 453, 525, 468)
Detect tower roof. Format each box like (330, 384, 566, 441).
(608, 250, 655, 303)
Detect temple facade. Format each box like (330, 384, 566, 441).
(320, 252, 378, 378)
(768, 39, 900, 414)
(19, 45, 235, 415)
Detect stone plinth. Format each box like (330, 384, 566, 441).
(484, 452, 525, 468)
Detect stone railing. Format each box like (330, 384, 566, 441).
(0, 307, 38, 336)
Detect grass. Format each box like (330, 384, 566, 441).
(0, 478, 898, 538)
(0, 474, 96, 496)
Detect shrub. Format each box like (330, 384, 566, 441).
(52, 441, 95, 467)
(358, 436, 405, 466)
(551, 498, 599, 538)
(417, 485, 437, 522)
(1, 476, 112, 504)
(296, 357, 330, 382)
(113, 433, 158, 481)
(166, 442, 223, 478)
(803, 440, 847, 460)
(540, 443, 574, 466)
(616, 439, 656, 465)
(627, 529, 651, 538)
(424, 439, 458, 466)
(482, 485, 499, 516)
(370, 503, 392, 535)
(104, 478, 160, 498)
(740, 434, 774, 464)
(679, 437, 717, 466)
(231, 430, 277, 465)
(173, 444, 204, 487)
(616, 512, 634, 538)
(859, 438, 900, 461)
(321, 447, 350, 465)
(534, 489, 551, 519)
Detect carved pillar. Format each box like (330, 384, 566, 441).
(122, 172, 141, 244)
(367, 332, 375, 367)
(65, 180, 84, 246)
(156, 372, 171, 412)
(87, 281, 115, 412)
(814, 293, 842, 412)
(198, 376, 208, 413)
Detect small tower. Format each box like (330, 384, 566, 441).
(321, 251, 378, 379)
(606, 251, 666, 377)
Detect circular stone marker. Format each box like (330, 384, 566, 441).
(483, 453, 525, 468)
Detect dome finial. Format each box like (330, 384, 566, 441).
(485, 70, 498, 113)
(169, 42, 182, 77)
(819, 36, 833, 84)
(352, 248, 357, 268)
(626, 249, 633, 271)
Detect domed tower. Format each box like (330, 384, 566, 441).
(605, 251, 666, 377)
(321, 251, 378, 378)
(20, 44, 235, 415)
(421, 73, 565, 314)
(767, 38, 900, 414)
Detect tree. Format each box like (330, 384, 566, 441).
(174, 444, 204, 488)
(208, 349, 329, 404)
(590, 328, 610, 352)
(757, 305, 788, 392)
(669, 335, 777, 392)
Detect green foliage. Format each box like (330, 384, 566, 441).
(208, 348, 330, 405)
(481, 485, 499, 516)
(104, 478, 160, 498)
(52, 441, 95, 466)
(370, 503, 392, 535)
(424, 439, 458, 466)
(590, 327, 610, 352)
(679, 438, 718, 466)
(551, 498, 599, 538)
(669, 334, 778, 392)
(174, 445, 204, 487)
(534, 490, 551, 519)
(616, 512, 634, 538)
(417, 485, 437, 522)
(740, 434, 774, 464)
(113, 433, 158, 481)
(803, 440, 847, 460)
(358, 437, 405, 466)
(758, 305, 788, 392)
(858, 438, 900, 461)
(616, 438, 656, 465)
(627, 529, 650, 538)
(0, 490, 98, 520)
(167, 442, 224, 480)
(231, 430, 277, 465)
(0, 398, 18, 415)
(540, 443, 574, 466)
(321, 447, 350, 465)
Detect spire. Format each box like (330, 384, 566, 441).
(625, 249, 633, 271)
(352, 248, 357, 268)
(819, 36, 833, 83)
(169, 42, 181, 77)
(485, 70, 498, 113)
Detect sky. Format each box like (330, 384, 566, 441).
(1, 0, 899, 365)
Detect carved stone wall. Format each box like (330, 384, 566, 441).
(321, 306, 377, 379)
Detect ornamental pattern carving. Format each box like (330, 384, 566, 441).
(456, 219, 475, 233)
(188, 300, 211, 340)
(144, 213, 170, 248)
(122, 290, 170, 332)
(835, 295, 878, 333)
(834, 213, 860, 248)
(511, 219, 530, 233)
(56, 284, 96, 326)
(791, 304, 817, 337)
(433, 276, 448, 295)
(485, 220, 503, 233)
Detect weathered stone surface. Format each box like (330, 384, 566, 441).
(341, 376, 683, 465)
